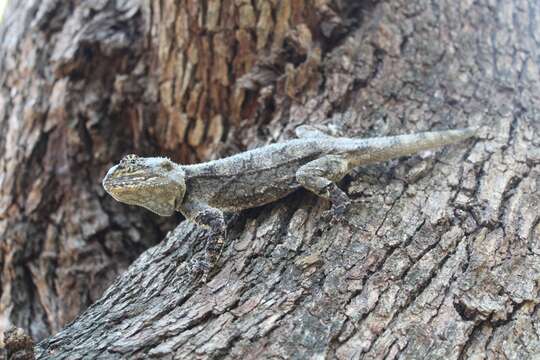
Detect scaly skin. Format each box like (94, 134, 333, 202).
(103, 126, 477, 280)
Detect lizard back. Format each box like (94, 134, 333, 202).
(182, 138, 331, 211)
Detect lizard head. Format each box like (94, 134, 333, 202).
(102, 155, 186, 216)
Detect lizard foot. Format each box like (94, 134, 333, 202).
(322, 202, 369, 232)
(189, 257, 211, 283)
(323, 200, 351, 224)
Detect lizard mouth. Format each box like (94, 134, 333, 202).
(104, 177, 162, 189)
(102, 165, 165, 193)
(103, 178, 171, 202)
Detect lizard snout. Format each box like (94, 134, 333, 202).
(102, 165, 118, 193)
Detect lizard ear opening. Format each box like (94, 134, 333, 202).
(161, 161, 174, 171)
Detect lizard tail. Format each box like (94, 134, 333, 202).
(351, 127, 477, 165)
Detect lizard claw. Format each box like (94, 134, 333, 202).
(189, 257, 211, 283)
(323, 201, 351, 224)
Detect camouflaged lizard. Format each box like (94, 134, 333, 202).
(102, 126, 476, 280)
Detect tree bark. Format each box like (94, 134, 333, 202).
(2, 0, 540, 359)
(0, 0, 354, 341)
(0, 0, 170, 340)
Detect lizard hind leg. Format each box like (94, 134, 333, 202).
(296, 155, 352, 221)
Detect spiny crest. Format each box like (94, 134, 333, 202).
(114, 154, 143, 174)
(114, 155, 175, 176)
(121, 154, 139, 162)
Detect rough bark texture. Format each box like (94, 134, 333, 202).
(1, 0, 539, 359)
(0, 327, 35, 360)
(0, 0, 357, 341)
(152, 0, 361, 161)
(0, 0, 171, 340)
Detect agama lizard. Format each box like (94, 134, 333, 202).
(102, 126, 476, 280)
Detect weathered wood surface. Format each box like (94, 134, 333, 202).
(0, 0, 539, 359)
(0, 0, 171, 341)
(0, 0, 357, 342)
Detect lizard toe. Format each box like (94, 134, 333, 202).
(321, 199, 352, 225)
(189, 257, 211, 281)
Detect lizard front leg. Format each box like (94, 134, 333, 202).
(296, 155, 351, 221)
(180, 202, 225, 282)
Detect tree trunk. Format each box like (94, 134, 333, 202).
(0, 0, 353, 342)
(0, 0, 168, 341)
(0, 0, 353, 341)
(2, 0, 539, 358)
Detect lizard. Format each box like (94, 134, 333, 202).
(102, 126, 477, 281)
